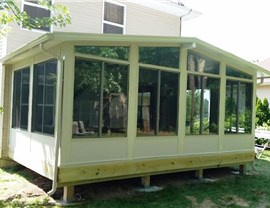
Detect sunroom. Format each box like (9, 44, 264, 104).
(1, 32, 269, 201)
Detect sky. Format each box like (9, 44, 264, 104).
(181, 0, 270, 62)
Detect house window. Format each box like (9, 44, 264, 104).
(32, 59, 57, 135)
(73, 58, 129, 138)
(22, 0, 51, 32)
(186, 75, 220, 134)
(12, 67, 30, 130)
(137, 69, 179, 136)
(225, 80, 252, 134)
(186, 52, 220, 135)
(103, 1, 125, 34)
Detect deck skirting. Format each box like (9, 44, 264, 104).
(58, 151, 254, 187)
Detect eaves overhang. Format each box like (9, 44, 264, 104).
(1, 32, 269, 79)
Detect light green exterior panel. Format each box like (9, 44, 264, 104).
(1, 33, 269, 183)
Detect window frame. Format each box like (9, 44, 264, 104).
(224, 78, 253, 134)
(137, 67, 180, 136)
(102, 0, 126, 34)
(12, 67, 30, 130)
(31, 59, 57, 135)
(73, 48, 130, 138)
(186, 51, 221, 135)
(21, 0, 52, 33)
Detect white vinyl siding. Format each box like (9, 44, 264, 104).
(0, 38, 7, 58)
(54, 1, 103, 33)
(5, 0, 180, 58)
(125, 2, 180, 36)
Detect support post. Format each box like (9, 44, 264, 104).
(195, 169, 203, 180)
(239, 164, 246, 176)
(141, 175, 151, 188)
(63, 186, 74, 203)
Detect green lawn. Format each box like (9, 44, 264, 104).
(1, 151, 270, 208)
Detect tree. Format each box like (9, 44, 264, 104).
(0, 0, 71, 36)
(256, 97, 270, 127)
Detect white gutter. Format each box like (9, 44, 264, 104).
(39, 43, 64, 196)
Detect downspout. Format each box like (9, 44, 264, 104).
(179, 8, 192, 37)
(39, 43, 64, 196)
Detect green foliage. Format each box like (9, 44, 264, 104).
(139, 47, 180, 68)
(256, 97, 270, 127)
(0, 0, 71, 36)
(75, 46, 129, 61)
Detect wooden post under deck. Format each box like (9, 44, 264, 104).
(63, 186, 74, 203)
(141, 175, 151, 188)
(195, 169, 204, 180)
(239, 164, 246, 176)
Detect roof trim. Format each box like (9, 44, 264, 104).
(1, 32, 269, 78)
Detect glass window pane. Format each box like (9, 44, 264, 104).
(139, 47, 180, 68)
(23, 4, 50, 31)
(137, 69, 158, 136)
(20, 105, 29, 129)
(104, 2, 124, 25)
(102, 63, 128, 137)
(45, 60, 57, 85)
(103, 23, 123, 34)
(75, 46, 129, 61)
(203, 77, 219, 134)
(187, 52, 219, 74)
(12, 71, 22, 128)
(226, 66, 252, 79)
(44, 86, 54, 105)
(186, 75, 202, 134)
(238, 83, 252, 133)
(32, 59, 57, 135)
(43, 106, 54, 134)
(34, 106, 43, 132)
(12, 67, 30, 130)
(73, 59, 101, 137)
(225, 81, 238, 133)
(159, 71, 179, 135)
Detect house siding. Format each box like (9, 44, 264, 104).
(125, 2, 180, 36)
(5, 1, 181, 56)
(54, 1, 103, 33)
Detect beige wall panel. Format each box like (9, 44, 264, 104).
(54, 1, 103, 33)
(9, 130, 31, 155)
(9, 130, 54, 179)
(223, 135, 253, 151)
(9, 130, 55, 163)
(6, 23, 43, 54)
(125, 3, 180, 36)
(30, 133, 55, 162)
(183, 135, 219, 154)
(134, 137, 178, 158)
(67, 138, 128, 164)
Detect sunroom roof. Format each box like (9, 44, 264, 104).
(1, 32, 269, 78)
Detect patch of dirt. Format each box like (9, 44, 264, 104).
(222, 195, 249, 207)
(185, 196, 217, 208)
(0, 166, 59, 206)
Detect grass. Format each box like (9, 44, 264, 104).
(1, 151, 270, 208)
